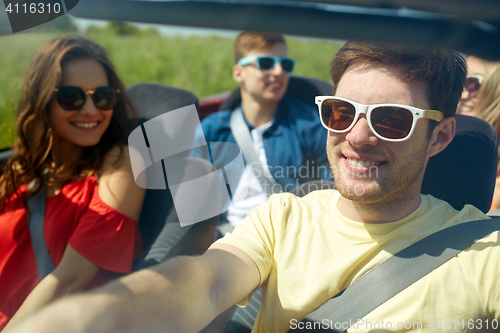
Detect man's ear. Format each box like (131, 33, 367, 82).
(427, 117, 456, 158)
(233, 64, 243, 83)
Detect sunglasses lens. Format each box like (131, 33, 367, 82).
(281, 59, 294, 73)
(257, 57, 275, 70)
(55, 86, 117, 111)
(371, 107, 413, 140)
(465, 77, 481, 95)
(321, 99, 356, 131)
(56, 86, 85, 110)
(93, 87, 117, 110)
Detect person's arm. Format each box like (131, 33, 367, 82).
(8, 244, 261, 333)
(5, 146, 145, 331)
(3, 245, 99, 331)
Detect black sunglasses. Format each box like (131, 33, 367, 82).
(464, 75, 483, 96)
(54, 86, 120, 111)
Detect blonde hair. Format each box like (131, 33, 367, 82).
(474, 60, 500, 175)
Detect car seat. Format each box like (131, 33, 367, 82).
(126, 83, 219, 270)
(224, 115, 498, 333)
(421, 114, 497, 214)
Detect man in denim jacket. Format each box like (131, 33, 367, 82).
(192, 31, 333, 227)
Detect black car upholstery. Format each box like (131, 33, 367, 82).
(126, 83, 219, 270)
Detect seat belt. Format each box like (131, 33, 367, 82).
(289, 218, 500, 332)
(229, 107, 281, 197)
(27, 183, 55, 280)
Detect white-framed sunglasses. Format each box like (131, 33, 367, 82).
(315, 96, 444, 142)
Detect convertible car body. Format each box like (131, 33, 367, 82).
(0, 0, 499, 331)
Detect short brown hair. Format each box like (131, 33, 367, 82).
(234, 31, 286, 63)
(330, 41, 467, 119)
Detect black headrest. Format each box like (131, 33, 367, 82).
(126, 83, 200, 250)
(218, 75, 334, 111)
(128, 83, 199, 125)
(422, 114, 497, 213)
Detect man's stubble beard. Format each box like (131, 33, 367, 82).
(327, 142, 429, 206)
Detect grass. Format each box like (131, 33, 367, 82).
(0, 31, 342, 149)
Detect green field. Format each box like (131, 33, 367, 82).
(0, 31, 341, 150)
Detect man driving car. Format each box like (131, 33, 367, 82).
(7, 41, 500, 333)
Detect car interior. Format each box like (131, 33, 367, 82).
(1, 0, 500, 331)
(125, 83, 220, 269)
(118, 77, 497, 332)
(130, 76, 340, 270)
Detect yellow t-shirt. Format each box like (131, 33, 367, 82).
(215, 190, 500, 333)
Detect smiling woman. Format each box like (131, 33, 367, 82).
(48, 58, 115, 167)
(0, 35, 144, 330)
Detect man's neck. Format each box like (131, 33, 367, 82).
(337, 190, 422, 224)
(240, 97, 279, 128)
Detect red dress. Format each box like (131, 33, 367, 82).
(0, 176, 143, 329)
